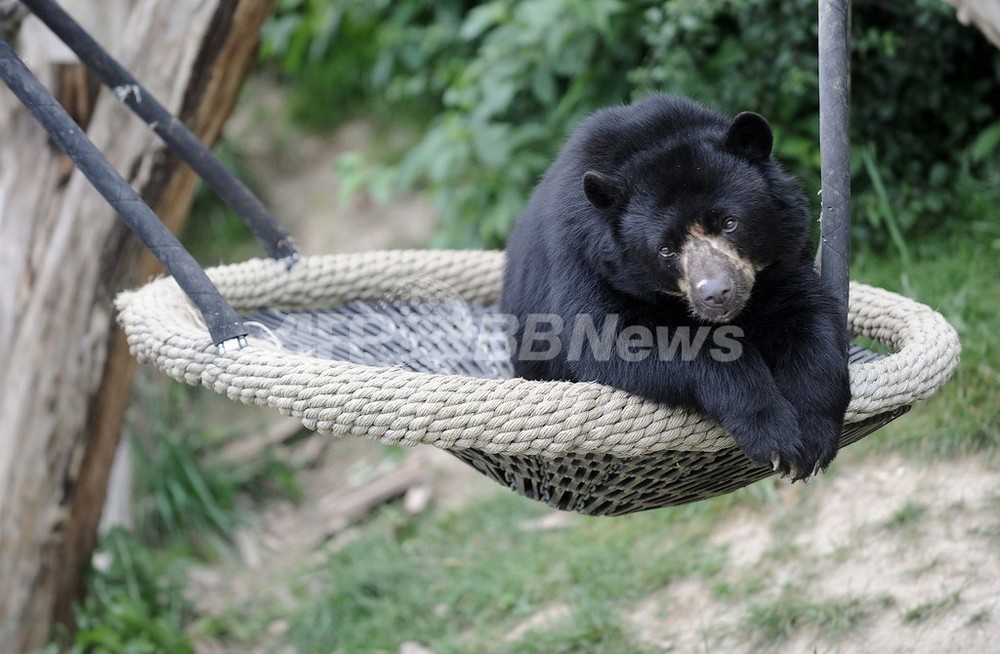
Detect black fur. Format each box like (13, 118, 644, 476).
(501, 94, 851, 479)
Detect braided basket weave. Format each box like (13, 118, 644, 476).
(116, 250, 960, 515)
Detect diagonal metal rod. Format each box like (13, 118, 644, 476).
(21, 0, 299, 264)
(818, 0, 852, 324)
(0, 35, 247, 350)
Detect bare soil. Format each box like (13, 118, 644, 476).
(627, 454, 1000, 653)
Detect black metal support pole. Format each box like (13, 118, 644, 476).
(818, 0, 852, 323)
(21, 0, 299, 264)
(0, 35, 247, 350)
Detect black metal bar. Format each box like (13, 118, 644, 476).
(0, 35, 247, 349)
(818, 0, 852, 322)
(21, 0, 299, 264)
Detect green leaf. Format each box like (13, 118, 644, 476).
(459, 2, 505, 41)
(970, 122, 1000, 164)
(531, 68, 557, 106)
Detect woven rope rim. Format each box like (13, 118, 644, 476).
(116, 250, 960, 457)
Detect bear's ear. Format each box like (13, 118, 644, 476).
(722, 111, 773, 162)
(583, 171, 627, 213)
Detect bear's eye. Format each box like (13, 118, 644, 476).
(722, 216, 739, 233)
(658, 245, 675, 259)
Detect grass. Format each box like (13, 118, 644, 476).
(711, 572, 768, 603)
(280, 493, 739, 653)
(742, 583, 893, 647)
(966, 609, 991, 627)
(882, 500, 929, 533)
(851, 228, 1000, 458)
(903, 591, 962, 624)
(128, 378, 300, 554)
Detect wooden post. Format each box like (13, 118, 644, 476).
(0, 1, 276, 650)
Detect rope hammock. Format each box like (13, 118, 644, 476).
(1, 0, 960, 516)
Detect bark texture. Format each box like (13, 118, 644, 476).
(0, 1, 275, 650)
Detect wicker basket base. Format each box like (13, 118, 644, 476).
(451, 407, 908, 515)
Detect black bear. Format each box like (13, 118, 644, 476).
(501, 94, 851, 480)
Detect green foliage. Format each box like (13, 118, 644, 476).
(42, 381, 304, 652)
(262, 0, 1000, 249)
(129, 383, 300, 552)
(263, 0, 654, 246)
(262, 0, 477, 129)
(631, 0, 1000, 248)
(43, 529, 194, 654)
(181, 140, 262, 264)
(132, 432, 241, 551)
(281, 490, 747, 653)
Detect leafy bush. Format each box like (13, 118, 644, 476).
(129, 382, 300, 552)
(262, 0, 478, 129)
(262, 0, 1000, 250)
(42, 529, 194, 654)
(631, 0, 1000, 252)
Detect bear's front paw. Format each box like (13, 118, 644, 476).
(734, 404, 835, 482)
(765, 427, 838, 482)
(791, 414, 843, 479)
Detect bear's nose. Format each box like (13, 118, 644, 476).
(696, 277, 733, 307)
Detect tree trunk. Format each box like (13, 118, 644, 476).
(0, 1, 275, 650)
(943, 0, 1000, 48)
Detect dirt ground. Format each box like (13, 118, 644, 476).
(186, 83, 1000, 654)
(627, 454, 1000, 653)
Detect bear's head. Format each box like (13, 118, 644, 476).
(582, 111, 803, 323)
